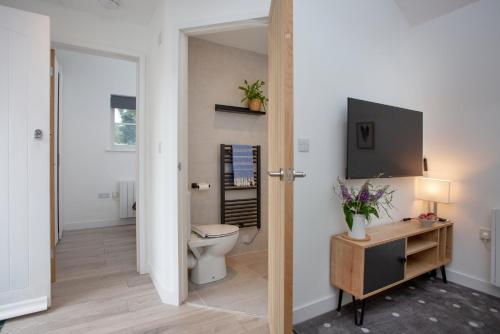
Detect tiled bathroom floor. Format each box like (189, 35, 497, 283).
(186, 250, 268, 317)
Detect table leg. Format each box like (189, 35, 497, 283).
(352, 296, 366, 326)
(440, 265, 448, 284)
(337, 289, 343, 312)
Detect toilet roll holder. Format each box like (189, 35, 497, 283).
(191, 183, 211, 189)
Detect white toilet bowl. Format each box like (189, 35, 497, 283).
(189, 224, 239, 285)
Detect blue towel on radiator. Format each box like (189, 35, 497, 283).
(232, 144, 255, 187)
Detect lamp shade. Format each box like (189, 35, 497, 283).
(415, 177, 452, 203)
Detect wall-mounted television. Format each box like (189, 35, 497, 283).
(346, 98, 423, 179)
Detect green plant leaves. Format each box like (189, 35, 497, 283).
(343, 205, 354, 230)
(239, 79, 268, 108)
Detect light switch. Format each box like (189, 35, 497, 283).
(298, 138, 310, 152)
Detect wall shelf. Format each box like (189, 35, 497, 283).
(215, 104, 266, 115)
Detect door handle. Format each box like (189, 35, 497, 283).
(268, 168, 284, 180)
(269, 168, 306, 182)
(34, 129, 43, 140)
(292, 170, 306, 180)
(287, 168, 306, 182)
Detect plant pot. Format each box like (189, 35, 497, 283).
(248, 99, 262, 111)
(348, 214, 366, 240)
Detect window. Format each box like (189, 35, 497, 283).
(112, 108, 136, 148)
(110, 95, 136, 150)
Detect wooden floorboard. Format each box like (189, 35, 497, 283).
(2, 225, 269, 334)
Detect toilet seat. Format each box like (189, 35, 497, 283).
(189, 224, 239, 249)
(192, 224, 239, 238)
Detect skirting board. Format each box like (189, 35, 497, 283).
(293, 294, 338, 325)
(148, 264, 180, 306)
(64, 218, 135, 231)
(0, 296, 48, 321)
(294, 270, 500, 324)
(440, 268, 500, 298)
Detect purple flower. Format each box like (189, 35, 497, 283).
(337, 178, 353, 203)
(373, 185, 389, 201)
(340, 183, 353, 202)
(357, 182, 370, 202)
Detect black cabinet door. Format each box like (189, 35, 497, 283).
(363, 239, 405, 294)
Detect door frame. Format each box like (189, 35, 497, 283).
(50, 42, 148, 275)
(177, 1, 293, 330)
(177, 15, 270, 305)
(50, 49, 56, 283)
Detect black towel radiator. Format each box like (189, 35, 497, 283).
(220, 144, 261, 229)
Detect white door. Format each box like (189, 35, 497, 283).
(0, 5, 51, 320)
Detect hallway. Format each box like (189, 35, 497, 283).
(2, 226, 268, 333)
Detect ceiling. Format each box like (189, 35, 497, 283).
(194, 26, 268, 55)
(395, 0, 479, 25)
(37, 0, 160, 26)
(32, 0, 478, 35)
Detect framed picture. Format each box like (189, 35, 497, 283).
(356, 122, 374, 149)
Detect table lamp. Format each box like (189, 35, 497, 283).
(415, 177, 452, 217)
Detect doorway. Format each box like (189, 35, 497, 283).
(184, 26, 269, 316)
(49, 44, 147, 285)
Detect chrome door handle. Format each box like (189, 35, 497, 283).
(292, 170, 306, 179)
(268, 168, 284, 180)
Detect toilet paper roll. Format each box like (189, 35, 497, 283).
(196, 183, 210, 191)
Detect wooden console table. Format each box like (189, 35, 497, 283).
(331, 219, 453, 326)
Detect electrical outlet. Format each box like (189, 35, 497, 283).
(98, 193, 110, 199)
(480, 228, 491, 241)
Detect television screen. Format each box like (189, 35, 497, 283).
(346, 98, 423, 179)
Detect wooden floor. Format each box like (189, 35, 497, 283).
(3, 225, 269, 334)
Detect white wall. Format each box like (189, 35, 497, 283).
(146, 0, 271, 304)
(57, 49, 137, 230)
(188, 37, 268, 255)
(293, 0, 500, 323)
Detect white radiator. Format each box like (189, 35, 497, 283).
(492, 209, 500, 287)
(119, 180, 136, 219)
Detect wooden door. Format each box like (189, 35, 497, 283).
(268, 0, 294, 332)
(0, 4, 50, 320)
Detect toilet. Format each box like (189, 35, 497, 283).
(188, 224, 239, 285)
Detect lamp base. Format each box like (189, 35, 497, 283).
(427, 201, 448, 222)
(432, 201, 438, 215)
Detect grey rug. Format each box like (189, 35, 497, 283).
(295, 276, 500, 333)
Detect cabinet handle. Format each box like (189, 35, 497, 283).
(399, 257, 407, 263)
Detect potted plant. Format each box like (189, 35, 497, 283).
(335, 177, 394, 240)
(238, 79, 268, 112)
